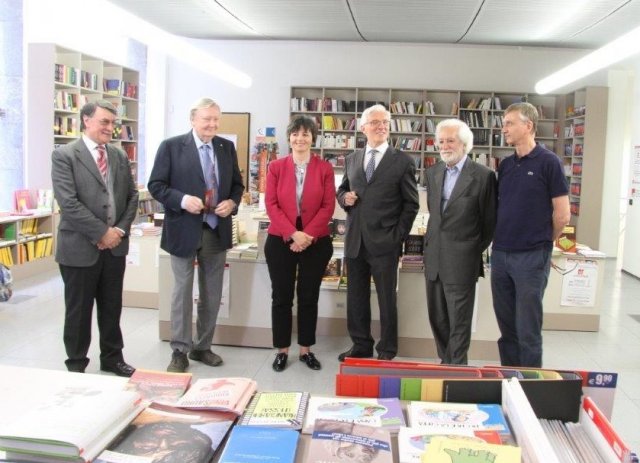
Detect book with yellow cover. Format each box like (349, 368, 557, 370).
(421, 436, 521, 463)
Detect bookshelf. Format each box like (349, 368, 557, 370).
(27, 44, 140, 184)
(0, 213, 56, 279)
(562, 87, 609, 248)
(290, 86, 562, 183)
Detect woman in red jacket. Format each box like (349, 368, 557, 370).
(265, 116, 335, 372)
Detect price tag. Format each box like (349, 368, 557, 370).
(586, 372, 618, 388)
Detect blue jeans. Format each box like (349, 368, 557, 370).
(490, 248, 551, 367)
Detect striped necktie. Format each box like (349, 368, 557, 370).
(97, 145, 107, 181)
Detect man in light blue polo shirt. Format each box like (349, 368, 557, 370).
(491, 102, 570, 368)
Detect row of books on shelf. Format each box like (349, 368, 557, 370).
(54, 65, 99, 91)
(54, 91, 87, 112)
(316, 133, 356, 149)
(565, 123, 585, 138)
(0, 364, 633, 463)
(112, 123, 135, 141)
(566, 105, 587, 118)
(564, 143, 584, 156)
(54, 115, 78, 137)
(321, 114, 357, 130)
(390, 117, 423, 132)
(103, 79, 138, 99)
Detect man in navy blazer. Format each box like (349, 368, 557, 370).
(52, 100, 139, 376)
(336, 104, 420, 361)
(148, 98, 244, 372)
(424, 119, 497, 365)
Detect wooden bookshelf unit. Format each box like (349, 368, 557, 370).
(290, 87, 562, 183)
(27, 44, 140, 185)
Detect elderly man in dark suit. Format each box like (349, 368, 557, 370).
(423, 119, 497, 365)
(148, 98, 244, 373)
(336, 104, 420, 361)
(52, 100, 139, 376)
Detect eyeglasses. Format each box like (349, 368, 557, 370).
(365, 120, 390, 128)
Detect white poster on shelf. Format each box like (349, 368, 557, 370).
(126, 242, 140, 266)
(560, 258, 598, 307)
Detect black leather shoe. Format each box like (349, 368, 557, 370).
(377, 352, 395, 360)
(67, 367, 85, 373)
(101, 361, 135, 377)
(299, 352, 322, 370)
(272, 353, 288, 372)
(338, 347, 374, 362)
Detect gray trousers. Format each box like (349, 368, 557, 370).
(170, 226, 226, 353)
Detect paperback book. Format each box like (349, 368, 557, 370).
(302, 396, 405, 434)
(96, 402, 236, 463)
(176, 377, 257, 415)
(306, 419, 393, 463)
(125, 368, 192, 405)
(398, 426, 502, 463)
(407, 401, 510, 436)
(218, 425, 299, 463)
(239, 391, 310, 429)
(420, 436, 521, 463)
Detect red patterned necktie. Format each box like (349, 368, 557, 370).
(97, 145, 107, 180)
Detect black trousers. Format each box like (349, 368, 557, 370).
(346, 244, 400, 356)
(264, 234, 333, 349)
(59, 251, 126, 371)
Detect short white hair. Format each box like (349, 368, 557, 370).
(435, 118, 474, 155)
(360, 104, 390, 128)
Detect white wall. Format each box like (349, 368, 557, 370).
(160, 40, 603, 158)
(622, 59, 640, 277)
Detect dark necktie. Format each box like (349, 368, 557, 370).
(365, 149, 377, 182)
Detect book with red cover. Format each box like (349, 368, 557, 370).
(14, 190, 32, 213)
(580, 396, 631, 462)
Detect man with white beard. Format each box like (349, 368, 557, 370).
(422, 119, 497, 364)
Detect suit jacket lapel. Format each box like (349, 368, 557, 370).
(354, 148, 366, 183)
(447, 158, 473, 206)
(75, 140, 104, 185)
(184, 133, 205, 185)
(432, 163, 445, 211)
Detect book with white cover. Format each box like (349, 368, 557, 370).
(0, 365, 143, 463)
(302, 396, 405, 434)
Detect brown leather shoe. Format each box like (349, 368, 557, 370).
(188, 349, 223, 367)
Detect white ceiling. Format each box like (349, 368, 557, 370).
(108, 0, 640, 49)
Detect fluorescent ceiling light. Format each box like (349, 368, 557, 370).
(535, 24, 640, 94)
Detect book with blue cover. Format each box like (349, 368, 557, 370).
(218, 425, 299, 462)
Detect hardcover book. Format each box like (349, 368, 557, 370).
(176, 377, 257, 415)
(302, 396, 405, 434)
(306, 419, 392, 463)
(407, 401, 510, 436)
(398, 426, 503, 463)
(95, 403, 236, 463)
(0, 367, 143, 463)
(239, 391, 310, 429)
(218, 425, 299, 463)
(125, 368, 192, 405)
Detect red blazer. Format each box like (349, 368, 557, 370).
(265, 155, 335, 240)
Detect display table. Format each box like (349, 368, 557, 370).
(123, 235, 161, 309)
(156, 249, 605, 360)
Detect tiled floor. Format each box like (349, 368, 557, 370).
(1, 258, 639, 450)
